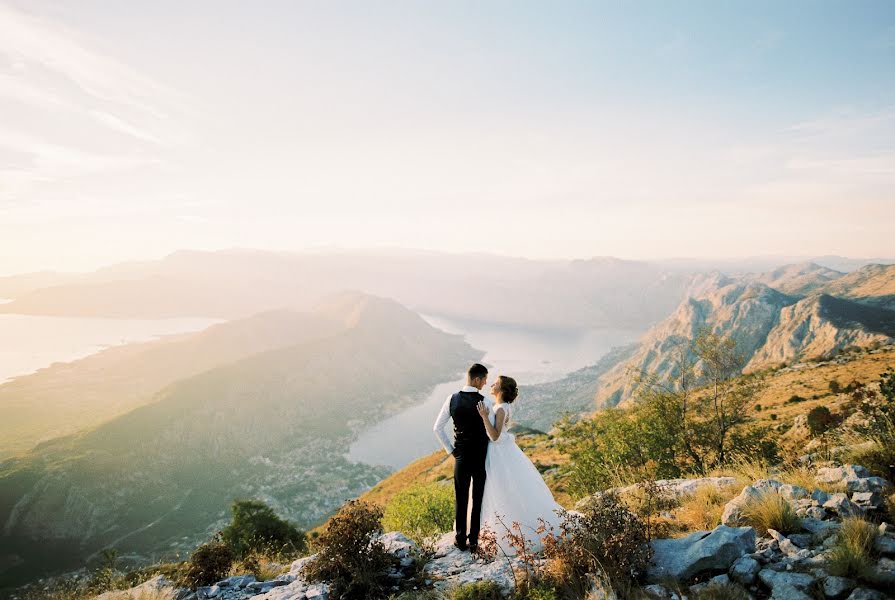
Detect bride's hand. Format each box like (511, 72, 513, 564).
(476, 401, 489, 419)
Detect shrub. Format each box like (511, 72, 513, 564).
(449, 581, 503, 600)
(221, 499, 307, 560)
(383, 483, 454, 546)
(786, 394, 807, 404)
(301, 499, 398, 599)
(806, 406, 833, 436)
(185, 536, 234, 589)
(827, 517, 878, 580)
(542, 493, 651, 591)
(741, 491, 799, 535)
(829, 380, 842, 394)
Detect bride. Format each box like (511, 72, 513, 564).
(474, 375, 564, 556)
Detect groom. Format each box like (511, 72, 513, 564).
(433, 363, 490, 552)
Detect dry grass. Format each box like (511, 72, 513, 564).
(228, 550, 287, 581)
(741, 491, 800, 535)
(93, 587, 178, 600)
(827, 517, 879, 580)
(672, 483, 742, 533)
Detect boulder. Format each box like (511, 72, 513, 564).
(729, 555, 761, 585)
(816, 465, 870, 484)
(847, 477, 893, 494)
(758, 569, 816, 595)
(822, 576, 856, 600)
(647, 525, 756, 582)
(851, 491, 884, 510)
(424, 531, 521, 594)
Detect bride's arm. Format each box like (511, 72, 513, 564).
(476, 401, 505, 441)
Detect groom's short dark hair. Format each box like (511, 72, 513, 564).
(468, 363, 488, 380)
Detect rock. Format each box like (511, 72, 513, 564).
(729, 555, 761, 585)
(708, 573, 730, 586)
(642, 584, 679, 599)
(823, 493, 864, 517)
(851, 491, 884, 510)
(816, 465, 870, 484)
(823, 576, 856, 599)
(812, 489, 831, 505)
(425, 532, 521, 594)
(847, 477, 894, 494)
(845, 589, 888, 600)
(870, 557, 895, 584)
(788, 533, 814, 548)
(377, 531, 417, 558)
(805, 506, 827, 519)
(799, 517, 840, 540)
(758, 569, 816, 595)
(647, 525, 756, 582)
(875, 535, 895, 555)
(721, 485, 764, 526)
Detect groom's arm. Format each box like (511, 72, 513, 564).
(432, 395, 454, 456)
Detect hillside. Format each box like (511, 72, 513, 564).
(359, 344, 895, 513)
(591, 264, 895, 408)
(0, 294, 480, 591)
(0, 309, 344, 460)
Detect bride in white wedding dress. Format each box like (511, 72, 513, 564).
(474, 375, 565, 556)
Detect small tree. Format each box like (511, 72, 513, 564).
(221, 499, 307, 559)
(829, 380, 842, 395)
(807, 406, 834, 436)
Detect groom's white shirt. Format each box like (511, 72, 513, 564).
(433, 385, 492, 456)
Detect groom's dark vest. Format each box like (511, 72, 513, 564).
(449, 390, 489, 458)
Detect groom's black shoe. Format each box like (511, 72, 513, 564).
(452, 540, 468, 552)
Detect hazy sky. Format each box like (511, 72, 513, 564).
(1, 1, 894, 275)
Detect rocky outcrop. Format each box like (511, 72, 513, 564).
(647, 525, 756, 581)
(746, 294, 895, 371)
(595, 277, 796, 407)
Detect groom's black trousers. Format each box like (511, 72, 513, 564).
(453, 448, 487, 547)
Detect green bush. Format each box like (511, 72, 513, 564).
(185, 536, 234, 589)
(829, 379, 842, 394)
(221, 499, 307, 559)
(301, 499, 398, 599)
(449, 581, 503, 600)
(786, 394, 807, 404)
(383, 483, 454, 546)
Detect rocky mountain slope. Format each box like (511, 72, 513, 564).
(0, 293, 479, 591)
(592, 264, 895, 408)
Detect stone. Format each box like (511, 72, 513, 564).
(846, 477, 893, 494)
(851, 491, 884, 510)
(799, 517, 840, 540)
(729, 555, 761, 585)
(788, 533, 814, 548)
(759, 569, 816, 589)
(823, 493, 863, 517)
(875, 535, 895, 555)
(870, 557, 895, 584)
(816, 465, 870, 484)
(812, 489, 830, 505)
(708, 573, 730, 586)
(822, 576, 856, 599)
(647, 525, 756, 582)
(845, 589, 888, 600)
(721, 485, 765, 526)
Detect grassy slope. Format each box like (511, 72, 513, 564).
(356, 345, 895, 518)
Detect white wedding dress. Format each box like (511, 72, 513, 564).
(477, 402, 564, 556)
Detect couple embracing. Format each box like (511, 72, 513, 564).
(432, 363, 563, 555)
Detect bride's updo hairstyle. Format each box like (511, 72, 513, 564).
(497, 375, 518, 403)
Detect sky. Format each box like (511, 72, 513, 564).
(1, 0, 894, 275)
